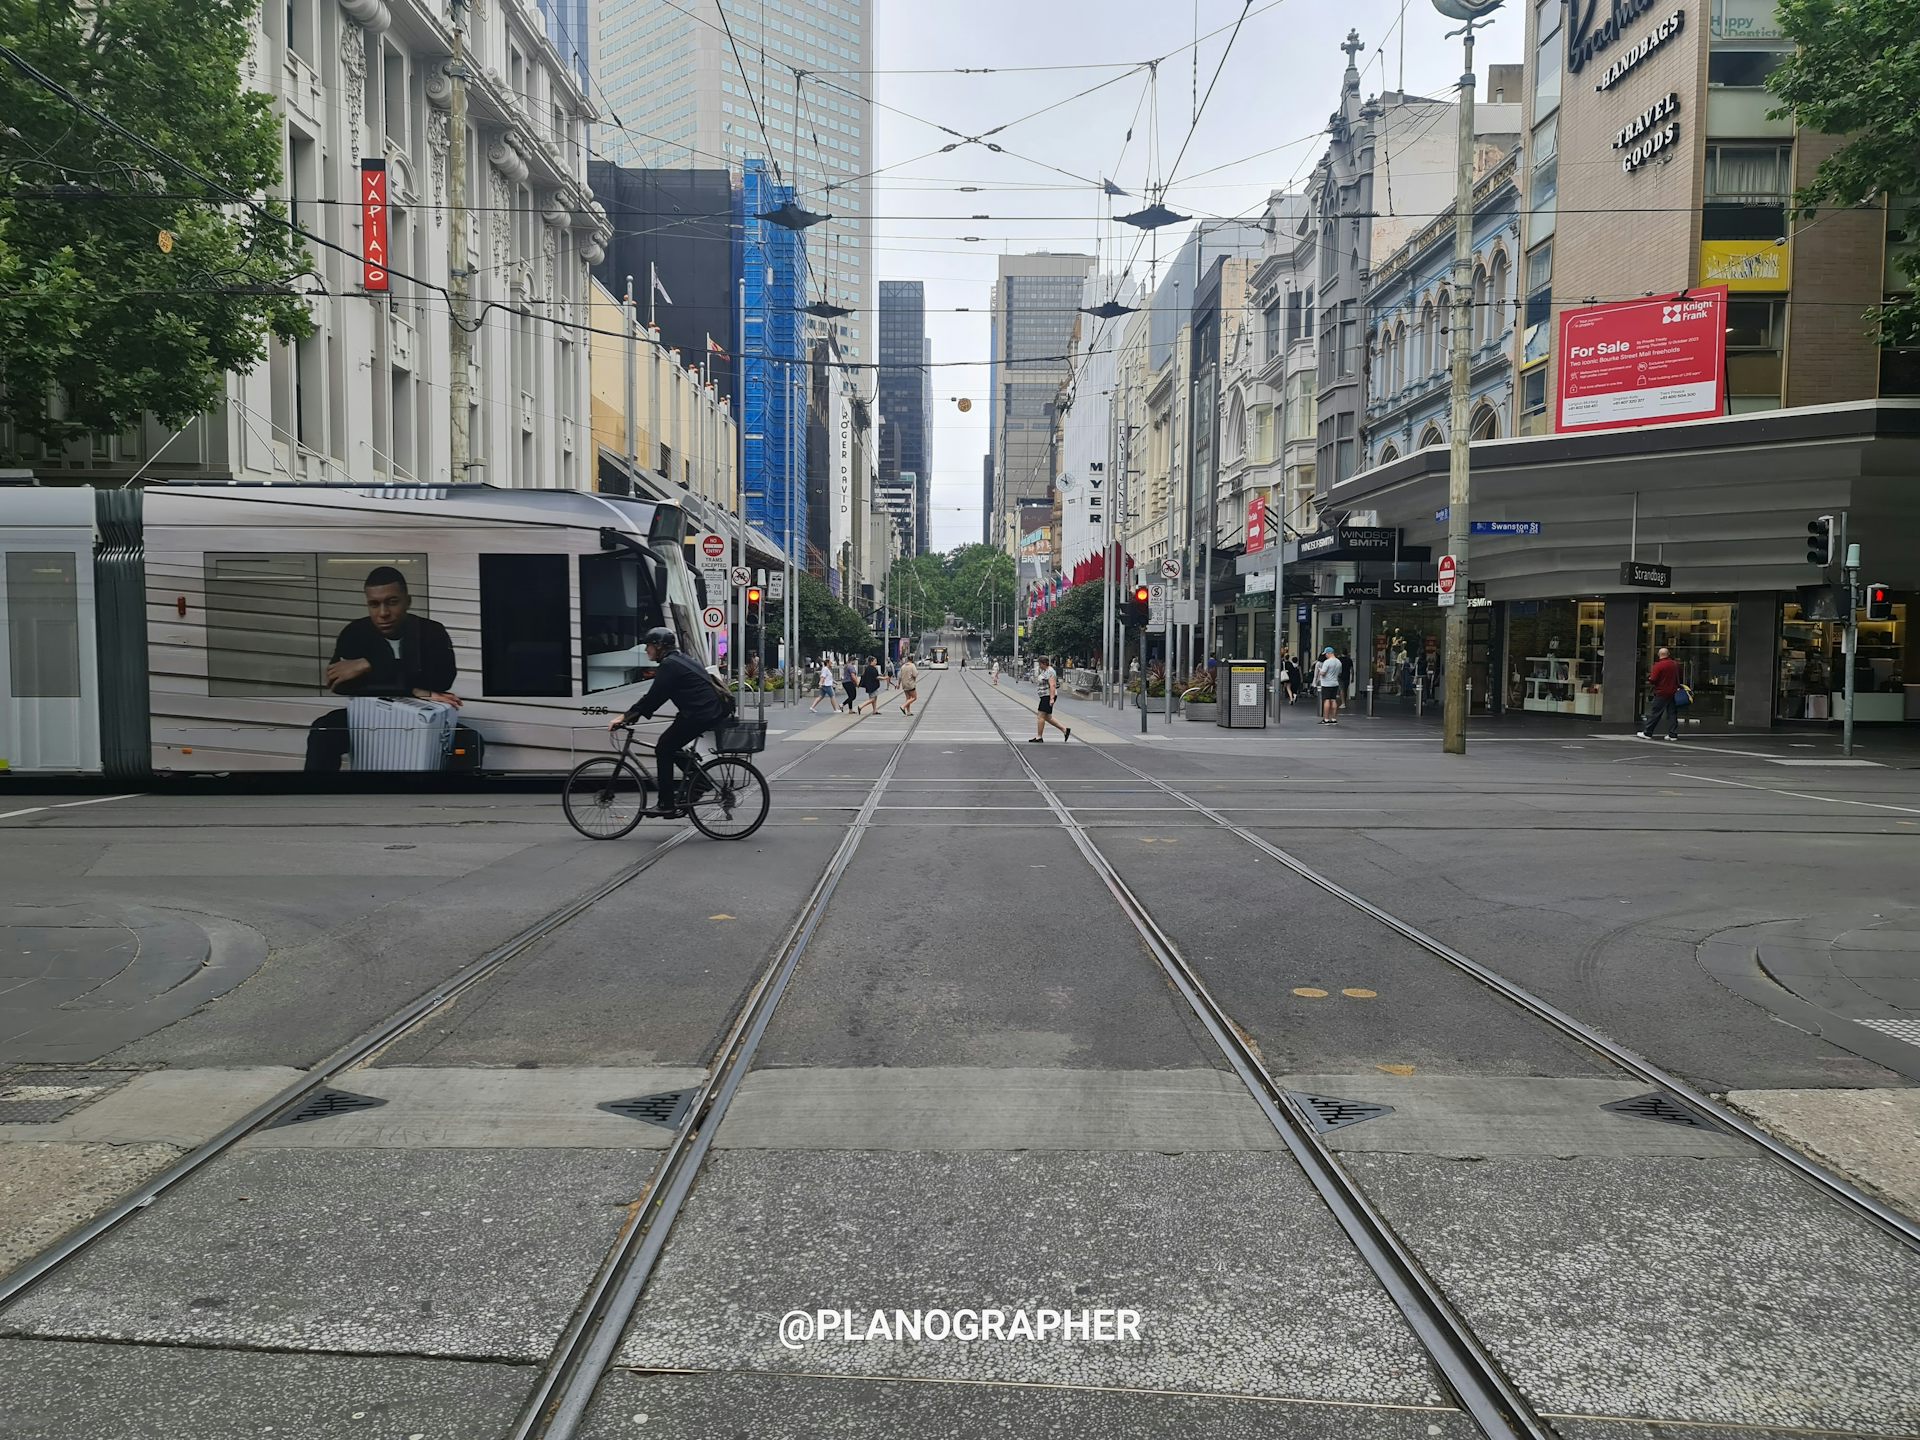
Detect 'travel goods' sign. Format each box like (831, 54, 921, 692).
(1620, 559, 1674, 588)
(1557, 288, 1728, 433)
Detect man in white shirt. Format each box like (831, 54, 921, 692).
(1030, 656, 1071, 743)
(1315, 647, 1343, 726)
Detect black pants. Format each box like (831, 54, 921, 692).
(1643, 691, 1680, 738)
(842, 682, 857, 710)
(304, 709, 352, 772)
(655, 713, 708, 806)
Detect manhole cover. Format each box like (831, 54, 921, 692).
(267, 1087, 389, 1128)
(599, 1089, 699, 1130)
(1601, 1092, 1718, 1130)
(1285, 1092, 1396, 1134)
(0, 1068, 140, 1124)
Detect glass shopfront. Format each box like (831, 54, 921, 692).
(1370, 605, 1446, 710)
(1779, 599, 1913, 722)
(1507, 599, 1605, 715)
(1644, 600, 1737, 725)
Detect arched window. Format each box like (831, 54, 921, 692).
(1415, 301, 1433, 377)
(1378, 328, 1395, 398)
(1419, 422, 1445, 449)
(1379, 443, 1400, 464)
(1392, 321, 1406, 392)
(1488, 251, 1511, 340)
(1472, 265, 1490, 348)
(1226, 390, 1247, 460)
(1471, 404, 1499, 441)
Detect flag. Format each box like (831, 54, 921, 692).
(651, 264, 673, 306)
(707, 336, 729, 359)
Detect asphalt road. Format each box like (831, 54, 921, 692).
(2, 668, 1918, 1439)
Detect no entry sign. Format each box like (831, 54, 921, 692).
(701, 534, 726, 561)
(1437, 554, 1458, 608)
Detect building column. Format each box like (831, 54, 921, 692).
(1733, 592, 1778, 730)
(1602, 596, 1642, 725)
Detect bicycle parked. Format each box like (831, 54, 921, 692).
(563, 716, 770, 841)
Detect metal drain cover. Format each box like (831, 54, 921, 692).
(1601, 1092, 1718, 1130)
(267, 1087, 389, 1128)
(1286, 1091, 1397, 1134)
(0, 1068, 140, 1124)
(599, 1088, 699, 1130)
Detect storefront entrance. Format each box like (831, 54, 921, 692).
(1644, 600, 1737, 726)
(1370, 605, 1444, 711)
(1779, 599, 1914, 722)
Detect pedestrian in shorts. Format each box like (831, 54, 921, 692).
(1030, 655, 1072, 743)
(1316, 647, 1343, 725)
(899, 654, 920, 715)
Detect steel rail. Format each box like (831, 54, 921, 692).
(0, 715, 855, 1310)
(1051, 705, 1920, 1255)
(514, 675, 939, 1440)
(955, 672, 1551, 1440)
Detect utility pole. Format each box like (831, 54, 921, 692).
(1437, 1, 1490, 756)
(734, 275, 747, 692)
(447, 0, 470, 484)
(1842, 515, 1858, 757)
(623, 277, 637, 482)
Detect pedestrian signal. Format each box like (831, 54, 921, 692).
(1865, 583, 1893, 621)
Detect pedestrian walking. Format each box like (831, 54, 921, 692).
(1316, 647, 1343, 725)
(841, 659, 859, 712)
(1278, 650, 1297, 706)
(899, 654, 920, 715)
(858, 656, 883, 715)
(1641, 645, 1684, 741)
(1337, 650, 1355, 712)
(810, 659, 836, 713)
(1030, 654, 1072, 743)
(991, 659, 1001, 687)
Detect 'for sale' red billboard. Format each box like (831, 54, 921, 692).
(361, 159, 389, 293)
(1556, 287, 1726, 433)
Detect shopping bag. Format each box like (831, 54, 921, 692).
(1672, 684, 1692, 709)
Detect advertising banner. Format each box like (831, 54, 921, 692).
(1557, 287, 1726, 433)
(1700, 240, 1789, 293)
(1246, 493, 1268, 554)
(360, 160, 389, 293)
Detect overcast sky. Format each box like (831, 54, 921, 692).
(863, 0, 1524, 551)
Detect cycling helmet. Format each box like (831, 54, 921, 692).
(643, 626, 678, 652)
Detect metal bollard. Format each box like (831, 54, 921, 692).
(1467, 679, 1474, 714)
(1367, 684, 1375, 718)
(1415, 677, 1424, 718)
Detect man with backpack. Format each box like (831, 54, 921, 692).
(609, 627, 733, 816)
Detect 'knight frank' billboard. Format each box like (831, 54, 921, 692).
(1556, 287, 1727, 433)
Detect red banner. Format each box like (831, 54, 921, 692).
(1247, 493, 1268, 554)
(361, 159, 389, 293)
(1556, 287, 1726, 433)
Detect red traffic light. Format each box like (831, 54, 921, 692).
(1132, 585, 1149, 605)
(746, 586, 763, 606)
(1865, 583, 1893, 621)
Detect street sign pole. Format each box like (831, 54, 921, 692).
(1440, 12, 1480, 757)
(1842, 514, 1857, 757)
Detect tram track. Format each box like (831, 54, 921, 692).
(958, 669, 1920, 1438)
(0, 682, 937, 1440)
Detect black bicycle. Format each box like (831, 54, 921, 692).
(563, 718, 770, 842)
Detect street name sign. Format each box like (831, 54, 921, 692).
(1471, 520, 1541, 536)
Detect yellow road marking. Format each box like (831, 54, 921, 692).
(1292, 986, 1328, 998)
(1342, 987, 1378, 999)
(708, 914, 736, 921)
(1376, 1064, 1416, 1076)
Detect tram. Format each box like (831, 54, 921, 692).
(926, 645, 950, 670)
(0, 484, 710, 778)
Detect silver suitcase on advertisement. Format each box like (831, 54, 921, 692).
(347, 696, 458, 772)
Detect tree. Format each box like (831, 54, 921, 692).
(766, 570, 878, 659)
(0, 0, 313, 450)
(1769, 0, 1920, 344)
(1028, 582, 1106, 665)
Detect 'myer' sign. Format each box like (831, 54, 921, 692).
(1557, 288, 1726, 433)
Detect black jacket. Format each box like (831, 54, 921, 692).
(628, 650, 731, 725)
(327, 615, 457, 697)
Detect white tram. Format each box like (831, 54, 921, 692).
(0, 484, 710, 778)
(925, 645, 950, 670)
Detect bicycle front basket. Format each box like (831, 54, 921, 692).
(712, 718, 767, 754)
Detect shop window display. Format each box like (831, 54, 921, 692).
(1783, 601, 1913, 722)
(1644, 601, 1737, 724)
(1508, 599, 1603, 714)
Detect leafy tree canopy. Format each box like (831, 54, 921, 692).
(0, 0, 313, 449)
(766, 569, 879, 660)
(1027, 582, 1105, 665)
(1769, 0, 1920, 344)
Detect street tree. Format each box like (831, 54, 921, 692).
(1769, 0, 1920, 345)
(1028, 582, 1105, 665)
(0, 0, 313, 452)
(765, 570, 878, 659)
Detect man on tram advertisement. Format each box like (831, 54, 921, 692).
(303, 567, 463, 773)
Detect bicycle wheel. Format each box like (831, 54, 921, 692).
(562, 757, 650, 839)
(685, 755, 769, 841)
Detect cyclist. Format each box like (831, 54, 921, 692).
(608, 626, 732, 817)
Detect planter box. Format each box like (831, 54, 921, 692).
(1183, 702, 1218, 722)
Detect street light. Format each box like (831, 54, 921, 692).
(1432, 0, 1503, 756)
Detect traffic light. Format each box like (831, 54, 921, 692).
(746, 585, 763, 609)
(1806, 515, 1833, 567)
(1123, 584, 1151, 630)
(1865, 583, 1893, 621)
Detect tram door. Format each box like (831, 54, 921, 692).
(0, 493, 100, 773)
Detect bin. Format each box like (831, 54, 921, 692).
(1216, 659, 1269, 729)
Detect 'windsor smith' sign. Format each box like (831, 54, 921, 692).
(1567, 0, 1659, 76)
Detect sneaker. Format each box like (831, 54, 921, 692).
(1028, 737, 1044, 743)
(1665, 734, 1679, 742)
(1064, 728, 1072, 743)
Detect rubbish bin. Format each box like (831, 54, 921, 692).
(1216, 659, 1269, 729)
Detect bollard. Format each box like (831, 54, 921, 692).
(1467, 678, 1474, 714)
(1367, 684, 1375, 718)
(1415, 677, 1424, 718)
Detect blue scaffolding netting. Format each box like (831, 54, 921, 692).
(737, 160, 807, 565)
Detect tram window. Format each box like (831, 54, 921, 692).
(205, 552, 430, 696)
(581, 551, 665, 693)
(479, 553, 571, 696)
(6, 551, 82, 698)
